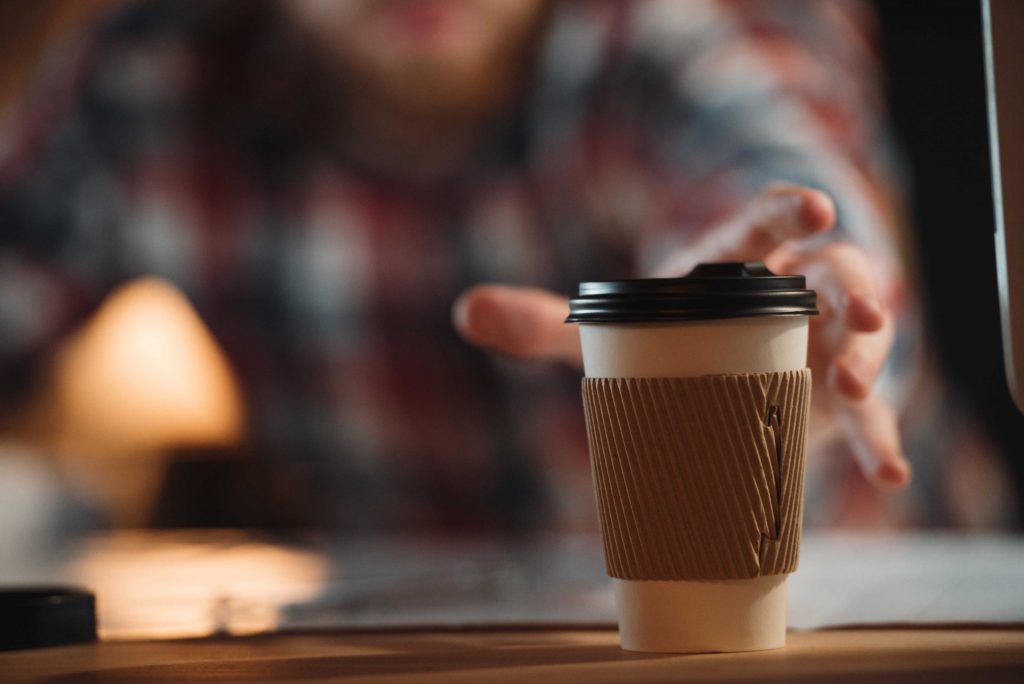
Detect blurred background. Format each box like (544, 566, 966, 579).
(0, 0, 1021, 578)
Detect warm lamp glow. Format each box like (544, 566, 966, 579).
(54, 277, 244, 455)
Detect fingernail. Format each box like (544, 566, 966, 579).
(874, 456, 912, 490)
(452, 294, 471, 332)
(453, 290, 506, 345)
(850, 290, 884, 328)
(799, 190, 836, 230)
(836, 355, 872, 398)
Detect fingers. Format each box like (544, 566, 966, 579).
(655, 183, 835, 276)
(813, 243, 887, 333)
(797, 242, 907, 488)
(810, 244, 893, 400)
(452, 285, 582, 366)
(844, 289, 886, 333)
(827, 311, 894, 401)
(834, 392, 911, 489)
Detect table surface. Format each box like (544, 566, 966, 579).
(4, 532, 1024, 681)
(5, 626, 1024, 683)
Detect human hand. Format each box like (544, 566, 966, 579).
(452, 184, 910, 489)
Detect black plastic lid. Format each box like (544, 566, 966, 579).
(565, 262, 818, 323)
(0, 587, 97, 651)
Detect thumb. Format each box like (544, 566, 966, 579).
(452, 285, 582, 366)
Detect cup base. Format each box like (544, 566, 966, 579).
(614, 575, 787, 653)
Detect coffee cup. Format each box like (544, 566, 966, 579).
(566, 261, 817, 653)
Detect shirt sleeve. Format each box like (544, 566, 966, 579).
(613, 0, 903, 278)
(545, 0, 919, 414)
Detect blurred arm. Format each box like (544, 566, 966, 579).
(456, 0, 915, 488)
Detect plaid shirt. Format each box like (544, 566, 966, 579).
(1, 0, 998, 530)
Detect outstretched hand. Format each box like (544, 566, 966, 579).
(452, 184, 910, 489)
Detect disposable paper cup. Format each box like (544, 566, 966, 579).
(566, 262, 817, 654)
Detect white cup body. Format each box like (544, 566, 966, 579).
(579, 316, 809, 653)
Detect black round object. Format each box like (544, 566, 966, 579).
(0, 587, 97, 651)
(565, 262, 818, 323)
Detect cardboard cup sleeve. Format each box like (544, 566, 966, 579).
(581, 369, 812, 581)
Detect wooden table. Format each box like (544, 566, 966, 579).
(5, 626, 1024, 683)
(5, 532, 1024, 681)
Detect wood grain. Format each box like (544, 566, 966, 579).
(3, 626, 1024, 683)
